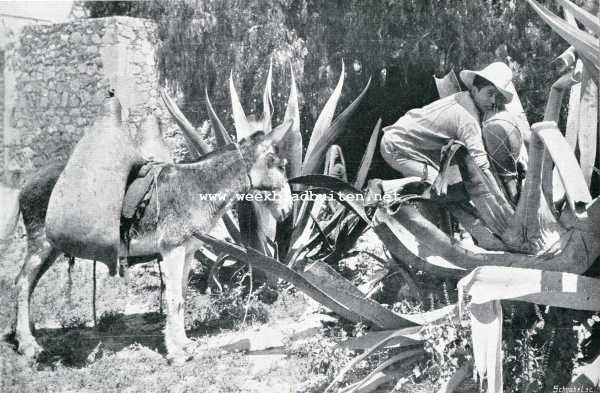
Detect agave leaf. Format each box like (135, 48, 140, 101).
(526, 0, 599, 67)
(160, 88, 208, 157)
(253, 202, 277, 256)
(309, 212, 333, 253)
(289, 175, 371, 224)
(221, 211, 242, 244)
(281, 61, 303, 180)
(305, 60, 345, 162)
(469, 301, 503, 393)
(323, 326, 424, 393)
(556, 0, 600, 36)
(205, 88, 232, 147)
(345, 350, 423, 393)
(350, 348, 425, 393)
(323, 214, 368, 265)
(285, 197, 326, 267)
(340, 326, 422, 351)
(229, 71, 253, 141)
(534, 121, 592, 217)
(195, 233, 367, 323)
(238, 200, 275, 258)
(302, 260, 415, 329)
(458, 266, 600, 311)
(372, 207, 467, 279)
(564, 75, 582, 151)
(354, 118, 382, 189)
(300, 207, 347, 255)
(262, 59, 273, 133)
(576, 67, 598, 187)
(302, 77, 372, 175)
(458, 266, 600, 393)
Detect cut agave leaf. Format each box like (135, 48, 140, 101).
(458, 266, 600, 311)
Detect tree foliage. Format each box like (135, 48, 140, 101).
(83, 0, 576, 179)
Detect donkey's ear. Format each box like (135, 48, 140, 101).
(267, 119, 293, 145)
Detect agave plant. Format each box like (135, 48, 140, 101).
(367, 1, 600, 392)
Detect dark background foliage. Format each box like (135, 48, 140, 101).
(82, 0, 589, 181)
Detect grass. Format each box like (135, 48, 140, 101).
(0, 221, 480, 393)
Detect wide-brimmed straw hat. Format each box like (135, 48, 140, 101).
(460, 62, 514, 103)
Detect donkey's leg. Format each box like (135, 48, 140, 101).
(14, 233, 61, 358)
(181, 248, 195, 299)
(161, 246, 190, 364)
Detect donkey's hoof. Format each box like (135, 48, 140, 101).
(18, 341, 43, 359)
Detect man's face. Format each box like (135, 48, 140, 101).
(472, 85, 500, 113)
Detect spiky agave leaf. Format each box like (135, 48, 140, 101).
(354, 118, 382, 190)
(161, 89, 242, 245)
(302, 77, 372, 175)
(229, 71, 253, 141)
(159, 88, 209, 157)
(262, 59, 273, 133)
(205, 88, 232, 147)
(304, 60, 345, 163)
(281, 62, 302, 179)
(286, 145, 350, 267)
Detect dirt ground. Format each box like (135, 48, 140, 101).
(0, 222, 477, 393)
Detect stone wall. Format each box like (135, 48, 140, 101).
(2, 16, 187, 187)
(0, 51, 4, 178)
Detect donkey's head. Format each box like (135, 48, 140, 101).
(238, 121, 294, 222)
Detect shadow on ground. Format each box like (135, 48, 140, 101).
(4, 312, 171, 368)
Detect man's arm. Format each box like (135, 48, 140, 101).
(456, 117, 511, 233)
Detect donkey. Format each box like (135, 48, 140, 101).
(3, 99, 293, 364)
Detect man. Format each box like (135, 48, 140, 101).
(381, 61, 515, 185)
(379, 62, 521, 233)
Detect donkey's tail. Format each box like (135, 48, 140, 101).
(0, 185, 21, 245)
